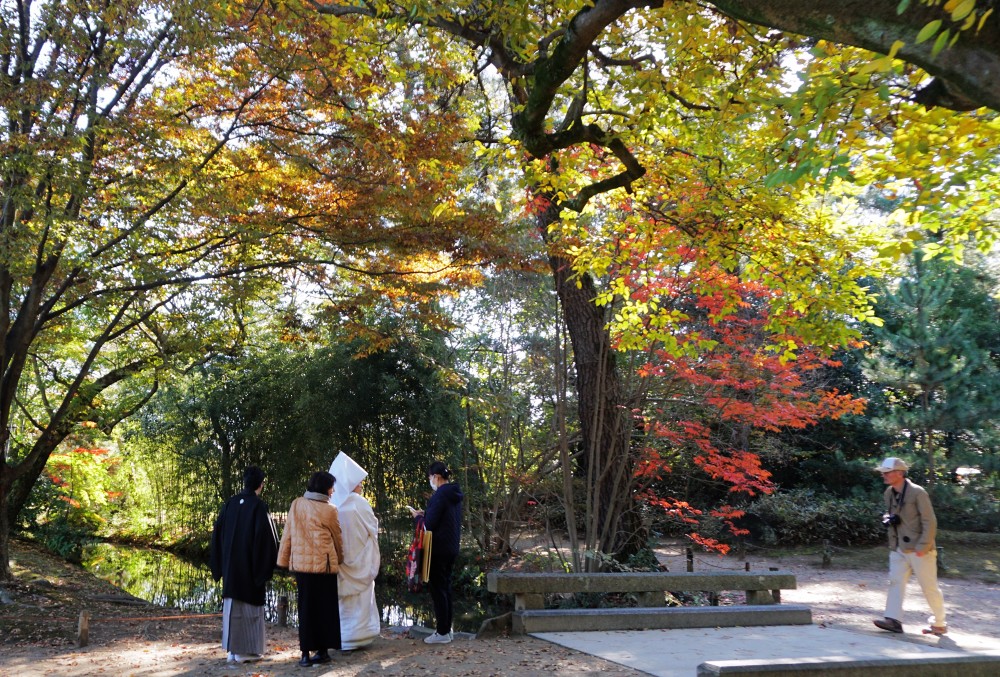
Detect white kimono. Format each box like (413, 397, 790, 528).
(330, 453, 381, 649)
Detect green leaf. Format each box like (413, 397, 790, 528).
(951, 0, 976, 22)
(931, 29, 951, 57)
(763, 168, 787, 188)
(789, 160, 813, 184)
(878, 244, 902, 260)
(896, 0, 911, 15)
(915, 20, 942, 44)
(979, 8, 994, 32)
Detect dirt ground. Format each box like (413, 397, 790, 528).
(0, 539, 638, 676)
(2, 537, 999, 676)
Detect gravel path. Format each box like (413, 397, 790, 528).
(655, 545, 1000, 644)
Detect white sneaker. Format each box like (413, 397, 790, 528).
(233, 654, 262, 663)
(423, 632, 452, 644)
(226, 652, 236, 664)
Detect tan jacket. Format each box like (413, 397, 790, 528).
(277, 493, 344, 574)
(883, 478, 936, 554)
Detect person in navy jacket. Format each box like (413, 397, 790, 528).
(409, 460, 463, 644)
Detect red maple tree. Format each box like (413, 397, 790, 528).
(616, 241, 865, 553)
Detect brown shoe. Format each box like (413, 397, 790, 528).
(922, 625, 947, 636)
(874, 617, 903, 633)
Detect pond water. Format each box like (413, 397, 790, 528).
(80, 542, 501, 633)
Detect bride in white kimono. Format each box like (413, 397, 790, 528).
(329, 452, 381, 650)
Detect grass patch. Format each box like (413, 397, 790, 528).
(818, 545, 887, 571)
(935, 531, 1000, 584)
(937, 530, 1000, 547)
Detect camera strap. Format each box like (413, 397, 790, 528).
(891, 481, 907, 515)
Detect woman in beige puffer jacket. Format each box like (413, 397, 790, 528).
(277, 471, 345, 667)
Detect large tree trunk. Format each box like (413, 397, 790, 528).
(0, 471, 11, 581)
(7, 441, 60, 526)
(538, 204, 646, 562)
(1, 424, 67, 580)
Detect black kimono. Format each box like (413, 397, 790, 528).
(210, 489, 279, 605)
(210, 489, 278, 657)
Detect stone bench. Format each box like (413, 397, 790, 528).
(697, 652, 1000, 676)
(487, 571, 798, 609)
(515, 604, 811, 634)
(486, 571, 808, 634)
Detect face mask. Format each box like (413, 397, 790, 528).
(429, 477, 437, 491)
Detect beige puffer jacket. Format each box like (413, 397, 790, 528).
(277, 493, 344, 574)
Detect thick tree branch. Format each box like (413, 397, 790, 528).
(514, 0, 664, 146)
(702, 0, 1000, 111)
(589, 46, 656, 68)
(566, 135, 647, 212)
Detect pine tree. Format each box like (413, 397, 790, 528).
(864, 255, 1000, 484)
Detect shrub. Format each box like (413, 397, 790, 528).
(743, 489, 884, 546)
(30, 517, 98, 564)
(930, 482, 1000, 534)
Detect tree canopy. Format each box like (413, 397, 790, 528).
(0, 0, 497, 579)
(704, 0, 1000, 111)
(308, 0, 998, 559)
(4, 0, 1000, 578)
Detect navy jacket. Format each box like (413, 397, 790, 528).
(210, 490, 278, 606)
(423, 482, 463, 558)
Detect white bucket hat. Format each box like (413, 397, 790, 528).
(329, 451, 368, 507)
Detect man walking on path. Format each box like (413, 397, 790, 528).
(873, 457, 947, 636)
(210, 466, 279, 663)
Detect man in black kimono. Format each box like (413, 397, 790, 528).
(210, 466, 278, 664)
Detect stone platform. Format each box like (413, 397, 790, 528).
(533, 624, 1000, 677)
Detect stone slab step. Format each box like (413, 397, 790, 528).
(515, 603, 812, 634)
(697, 651, 1000, 676)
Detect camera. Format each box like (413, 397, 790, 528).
(882, 513, 901, 526)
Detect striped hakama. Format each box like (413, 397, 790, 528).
(221, 597, 266, 656)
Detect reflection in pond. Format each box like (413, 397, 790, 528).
(80, 542, 501, 633)
(379, 589, 498, 633)
(81, 542, 221, 612)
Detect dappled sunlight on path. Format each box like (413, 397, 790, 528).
(651, 542, 1000, 644)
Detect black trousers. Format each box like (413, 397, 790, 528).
(428, 551, 457, 635)
(294, 572, 341, 653)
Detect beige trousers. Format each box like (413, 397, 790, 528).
(885, 548, 946, 628)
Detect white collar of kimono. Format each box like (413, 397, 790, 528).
(329, 451, 368, 507)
